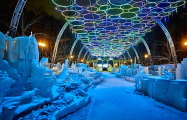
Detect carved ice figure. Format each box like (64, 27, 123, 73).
(40, 57, 48, 67)
(161, 66, 174, 80)
(167, 67, 174, 80)
(135, 65, 147, 91)
(58, 59, 69, 82)
(111, 67, 115, 73)
(71, 62, 74, 69)
(62, 63, 64, 70)
(29, 59, 54, 99)
(0, 32, 5, 59)
(10, 34, 39, 81)
(57, 62, 62, 70)
(20, 88, 38, 104)
(2, 97, 20, 120)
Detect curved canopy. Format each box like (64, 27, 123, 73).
(52, 0, 186, 57)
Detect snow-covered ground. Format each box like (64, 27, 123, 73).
(63, 72, 187, 120)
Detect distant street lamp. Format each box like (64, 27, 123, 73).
(38, 42, 45, 47)
(38, 42, 46, 57)
(184, 42, 187, 46)
(144, 54, 148, 66)
(70, 55, 74, 59)
(144, 54, 148, 59)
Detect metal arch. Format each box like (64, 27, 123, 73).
(86, 54, 91, 61)
(126, 50, 132, 60)
(132, 45, 140, 63)
(77, 46, 85, 62)
(83, 50, 89, 60)
(52, 21, 70, 64)
(9, 0, 27, 37)
(157, 20, 178, 67)
(70, 36, 81, 56)
(122, 53, 127, 59)
(139, 36, 153, 67)
(90, 56, 94, 60)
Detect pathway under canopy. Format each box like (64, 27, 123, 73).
(63, 73, 187, 120)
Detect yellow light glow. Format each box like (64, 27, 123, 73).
(184, 42, 187, 46)
(144, 54, 148, 59)
(70, 55, 74, 59)
(38, 42, 45, 47)
(81, 59, 84, 62)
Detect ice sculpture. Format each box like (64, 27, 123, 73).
(40, 57, 48, 67)
(58, 59, 69, 82)
(0, 70, 16, 120)
(0, 70, 15, 103)
(135, 66, 147, 91)
(0, 32, 5, 58)
(28, 59, 55, 99)
(161, 66, 174, 80)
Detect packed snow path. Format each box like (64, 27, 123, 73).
(63, 73, 187, 120)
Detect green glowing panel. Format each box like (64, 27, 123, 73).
(120, 12, 136, 19)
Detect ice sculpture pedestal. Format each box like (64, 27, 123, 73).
(140, 76, 187, 111)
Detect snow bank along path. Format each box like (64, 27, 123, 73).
(63, 73, 187, 120)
